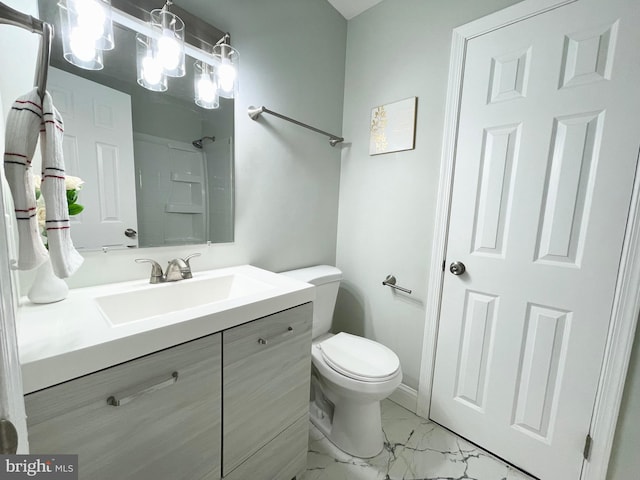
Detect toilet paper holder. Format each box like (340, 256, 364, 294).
(382, 275, 412, 294)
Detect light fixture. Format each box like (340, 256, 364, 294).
(150, 1, 185, 78)
(136, 33, 167, 92)
(194, 61, 219, 109)
(57, 2, 240, 108)
(212, 34, 239, 99)
(58, 0, 113, 70)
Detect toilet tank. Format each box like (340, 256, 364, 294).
(280, 265, 342, 339)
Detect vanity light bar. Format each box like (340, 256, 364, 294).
(111, 8, 220, 67)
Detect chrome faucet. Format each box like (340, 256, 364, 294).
(177, 253, 201, 279)
(136, 253, 201, 283)
(135, 258, 164, 284)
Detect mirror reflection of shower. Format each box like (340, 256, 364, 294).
(192, 136, 216, 149)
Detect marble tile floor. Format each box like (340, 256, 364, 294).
(300, 399, 535, 480)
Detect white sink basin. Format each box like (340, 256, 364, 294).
(95, 272, 274, 326)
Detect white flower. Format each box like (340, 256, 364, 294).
(65, 175, 84, 190)
(33, 175, 41, 191)
(36, 196, 46, 232)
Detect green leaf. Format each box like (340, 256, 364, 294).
(35, 190, 40, 200)
(68, 203, 84, 216)
(67, 189, 78, 204)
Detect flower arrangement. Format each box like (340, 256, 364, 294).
(34, 175, 85, 239)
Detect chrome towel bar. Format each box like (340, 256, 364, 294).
(248, 105, 344, 146)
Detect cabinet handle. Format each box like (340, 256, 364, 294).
(107, 371, 179, 407)
(258, 326, 294, 345)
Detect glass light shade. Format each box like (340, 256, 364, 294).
(75, 0, 114, 50)
(150, 9, 185, 78)
(58, 0, 110, 70)
(194, 61, 219, 109)
(136, 34, 167, 92)
(213, 43, 239, 99)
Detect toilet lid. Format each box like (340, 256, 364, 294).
(318, 333, 400, 382)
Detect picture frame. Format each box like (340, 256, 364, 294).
(369, 96, 417, 155)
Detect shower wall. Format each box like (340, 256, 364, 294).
(133, 133, 208, 247)
(204, 137, 234, 244)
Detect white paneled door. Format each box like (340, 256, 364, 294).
(47, 68, 138, 250)
(430, 0, 640, 478)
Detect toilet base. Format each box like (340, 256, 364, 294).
(310, 393, 384, 458)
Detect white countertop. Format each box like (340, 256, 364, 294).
(17, 265, 315, 394)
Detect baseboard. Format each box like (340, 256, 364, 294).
(389, 383, 418, 414)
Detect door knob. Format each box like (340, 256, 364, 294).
(124, 228, 137, 238)
(449, 261, 466, 275)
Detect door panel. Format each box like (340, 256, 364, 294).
(430, 1, 640, 478)
(48, 67, 138, 250)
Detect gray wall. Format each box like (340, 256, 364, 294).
(334, 0, 521, 390)
(607, 323, 640, 479)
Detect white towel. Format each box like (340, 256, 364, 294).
(3, 88, 83, 278)
(3, 89, 48, 270)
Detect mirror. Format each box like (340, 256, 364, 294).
(37, 1, 234, 250)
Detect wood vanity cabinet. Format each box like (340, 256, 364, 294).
(222, 302, 312, 479)
(25, 333, 222, 480)
(24, 302, 313, 480)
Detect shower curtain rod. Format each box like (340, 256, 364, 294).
(0, 1, 53, 100)
(247, 105, 344, 147)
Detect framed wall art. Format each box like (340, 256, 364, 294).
(369, 97, 417, 155)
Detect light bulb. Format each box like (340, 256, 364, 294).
(70, 27, 98, 62)
(218, 60, 236, 93)
(157, 28, 181, 71)
(197, 77, 217, 103)
(142, 56, 163, 85)
(73, 0, 105, 21)
(73, 0, 105, 41)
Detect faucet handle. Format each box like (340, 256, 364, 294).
(181, 253, 201, 279)
(135, 258, 164, 284)
(183, 253, 201, 266)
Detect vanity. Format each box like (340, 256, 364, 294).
(17, 265, 315, 480)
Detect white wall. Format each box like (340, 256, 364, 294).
(6, 0, 347, 291)
(334, 0, 522, 390)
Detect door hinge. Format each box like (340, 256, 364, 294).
(583, 433, 592, 460)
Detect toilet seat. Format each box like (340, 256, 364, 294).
(318, 332, 400, 382)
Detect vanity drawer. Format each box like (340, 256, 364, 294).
(222, 302, 312, 476)
(25, 334, 222, 480)
(223, 414, 308, 480)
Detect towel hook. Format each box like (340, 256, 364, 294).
(35, 22, 53, 99)
(382, 275, 412, 294)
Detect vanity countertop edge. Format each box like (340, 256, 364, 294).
(17, 265, 315, 394)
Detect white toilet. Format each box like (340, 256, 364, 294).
(281, 265, 402, 458)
